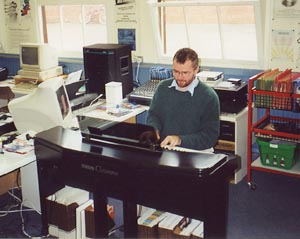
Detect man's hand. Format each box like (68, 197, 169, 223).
(160, 135, 181, 149)
(139, 130, 160, 144)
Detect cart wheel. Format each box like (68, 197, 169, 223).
(248, 182, 257, 190)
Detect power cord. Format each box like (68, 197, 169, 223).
(89, 93, 103, 107)
(0, 186, 41, 237)
(134, 61, 142, 87)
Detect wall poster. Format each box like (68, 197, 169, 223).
(114, 0, 137, 24)
(3, 0, 36, 53)
(118, 28, 136, 50)
(274, 0, 300, 18)
(270, 28, 300, 70)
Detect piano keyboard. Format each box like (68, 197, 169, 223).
(163, 146, 214, 153)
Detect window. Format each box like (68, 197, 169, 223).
(39, 3, 107, 58)
(148, 0, 264, 69)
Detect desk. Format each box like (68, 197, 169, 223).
(35, 126, 237, 239)
(78, 103, 147, 123)
(0, 151, 40, 211)
(0, 79, 35, 96)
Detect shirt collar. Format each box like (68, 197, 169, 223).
(168, 77, 199, 96)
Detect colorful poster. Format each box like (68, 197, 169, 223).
(118, 28, 136, 50)
(3, 0, 35, 53)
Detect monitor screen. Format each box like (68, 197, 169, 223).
(20, 43, 58, 71)
(8, 77, 73, 134)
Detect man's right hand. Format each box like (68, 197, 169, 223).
(139, 130, 160, 144)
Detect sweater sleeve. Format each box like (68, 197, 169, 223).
(146, 84, 163, 132)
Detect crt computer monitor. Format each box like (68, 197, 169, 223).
(20, 43, 58, 71)
(8, 77, 73, 134)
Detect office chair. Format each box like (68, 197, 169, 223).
(0, 86, 15, 113)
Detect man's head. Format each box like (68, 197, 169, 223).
(173, 48, 199, 88)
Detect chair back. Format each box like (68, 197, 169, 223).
(0, 86, 15, 112)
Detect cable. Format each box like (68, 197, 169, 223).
(89, 93, 103, 107)
(0, 208, 35, 214)
(7, 189, 22, 203)
(0, 187, 22, 217)
(19, 198, 41, 237)
(0, 204, 19, 217)
(20, 201, 32, 238)
(108, 224, 124, 236)
(3, 187, 41, 237)
(134, 61, 142, 87)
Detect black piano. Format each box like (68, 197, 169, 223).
(34, 123, 238, 239)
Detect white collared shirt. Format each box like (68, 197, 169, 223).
(168, 77, 199, 96)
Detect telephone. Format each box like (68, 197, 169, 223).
(0, 67, 8, 81)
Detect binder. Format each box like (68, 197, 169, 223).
(272, 69, 292, 110)
(255, 69, 279, 108)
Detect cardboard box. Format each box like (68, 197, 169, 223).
(46, 186, 89, 238)
(0, 169, 20, 195)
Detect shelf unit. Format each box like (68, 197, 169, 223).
(215, 107, 254, 184)
(247, 71, 300, 189)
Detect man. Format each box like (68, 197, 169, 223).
(146, 48, 220, 150)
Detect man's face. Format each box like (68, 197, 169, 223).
(173, 59, 198, 88)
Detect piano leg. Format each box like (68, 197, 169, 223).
(123, 200, 138, 238)
(93, 192, 110, 237)
(40, 197, 49, 236)
(203, 175, 230, 239)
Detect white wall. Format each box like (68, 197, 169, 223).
(1, 0, 300, 70)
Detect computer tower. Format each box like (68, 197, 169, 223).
(83, 43, 133, 98)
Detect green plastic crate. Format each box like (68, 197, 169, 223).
(256, 138, 299, 169)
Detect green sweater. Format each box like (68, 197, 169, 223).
(147, 78, 220, 150)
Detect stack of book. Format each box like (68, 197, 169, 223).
(137, 207, 204, 239)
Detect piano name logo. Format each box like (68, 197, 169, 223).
(81, 163, 119, 176)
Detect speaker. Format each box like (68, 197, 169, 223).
(83, 43, 133, 98)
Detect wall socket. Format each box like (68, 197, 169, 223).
(134, 55, 143, 63)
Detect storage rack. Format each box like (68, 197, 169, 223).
(247, 71, 300, 189)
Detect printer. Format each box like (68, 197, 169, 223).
(213, 81, 248, 114)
